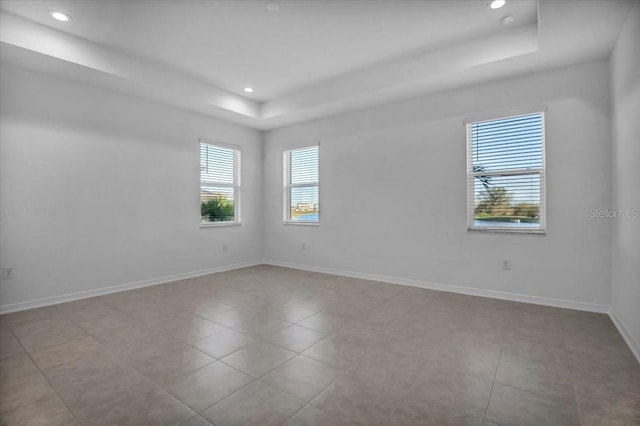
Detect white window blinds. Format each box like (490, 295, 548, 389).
(284, 145, 319, 223)
(467, 112, 545, 232)
(200, 142, 240, 224)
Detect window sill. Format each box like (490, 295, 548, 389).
(200, 222, 241, 228)
(468, 227, 546, 235)
(283, 221, 319, 227)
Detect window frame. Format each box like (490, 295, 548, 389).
(465, 110, 547, 234)
(283, 144, 319, 226)
(199, 139, 241, 228)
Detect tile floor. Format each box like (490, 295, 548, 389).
(0, 265, 638, 425)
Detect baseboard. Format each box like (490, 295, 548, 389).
(1, 257, 612, 318)
(609, 311, 640, 364)
(0, 260, 262, 314)
(262, 259, 610, 314)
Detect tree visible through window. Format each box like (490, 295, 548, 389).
(284, 145, 319, 223)
(467, 112, 545, 232)
(200, 142, 240, 224)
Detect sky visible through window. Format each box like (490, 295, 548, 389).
(289, 146, 318, 221)
(471, 113, 543, 228)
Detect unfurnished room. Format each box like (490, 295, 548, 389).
(0, 0, 639, 425)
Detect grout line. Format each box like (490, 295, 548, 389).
(482, 337, 505, 424)
(11, 329, 83, 426)
(560, 313, 585, 426)
(4, 266, 629, 426)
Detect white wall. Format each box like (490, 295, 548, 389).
(0, 64, 263, 311)
(610, 2, 640, 358)
(263, 60, 613, 309)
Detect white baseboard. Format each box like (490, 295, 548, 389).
(262, 259, 610, 314)
(609, 311, 640, 364)
(0, 260, 262, 314)
(6, 257, 635, 363)
(0, 256, 612, 320)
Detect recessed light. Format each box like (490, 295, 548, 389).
(244, 87, 254, 93)
(502, 15, 515, 25)
(490, 0, 506, 9)
(265, 1, 280, 12)
(49, 10, 71, 22)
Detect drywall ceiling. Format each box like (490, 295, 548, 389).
(0, 0, 633, 130)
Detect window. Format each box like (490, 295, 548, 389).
(200, 141, 240, 225)
(467, 111, 545, 232)
(284, 145, 319, 223)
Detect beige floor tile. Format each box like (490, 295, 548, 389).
(572, 371, 640, 426)
(163, 361, 253, 412)
(0, 371, 60, 414)
(73, 381, 194, 426)
(566, 337, 640, 384)
(348, 349, 424, 392)
(283, 404, 362, 426)
(194, 328, 255, 359)
(495, 338, 574, 398)
(55, 297, 111, 317)
(11, 318, 87, 353)
(29, 335, 104, 370)
(310, 373, 405, 425)
(0, 306, 63, 329)
(262, 355, 341, 402)
(0, 353, 38, 382)
(184, 299, 235, 318)
(274, 306, 317, 323)
(208, 307, 260, 327)
(11, 318, 76, 338)
(561, 311, 625, 347)
(575, 392, 640, 426)
(0, 395, 78, 425)
(390, 397, 485, 426)
(297, 312, 347, 334)
(432, 333, 502, 381)
(267, 325, 326, 353)
(202, 381, 304, 426)
(42, 352, 149, 413)
(486, 383, 580, 425)
(301, 332, 371, 369)
(399, 286, 442, 299)
(408, 365, 492, 419)
(221, 342, 296, 378)
(232, 315, 292, 338)
(0, 334, 25, 360)
(17, 325, 87, 353)
(73, 311, 140, 335)
(92, 323, 181, 361)
(506, 309, 565, 345)
(2, 267, 638, 425)
(131, 344, 214, 384)
(180, 415, 214, 426)
(164, 318, 228, 344)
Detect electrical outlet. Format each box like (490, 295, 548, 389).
(2, 267, 14, 279)
(222, 243, 228, 252)
(502, 260, 511, 271)
(301, 243, 307, 251)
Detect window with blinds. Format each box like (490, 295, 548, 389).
(200, 141, 240, 225)
(284, 145, 319, 223)
(467, 111, 545, 232)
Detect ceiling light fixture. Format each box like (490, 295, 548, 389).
(502, 15, 515, 25)
(244, 87, 254, 93)
(49, 10, 71, 22)
(265, 1, 280, 12)
(489, 0, 506, 9)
